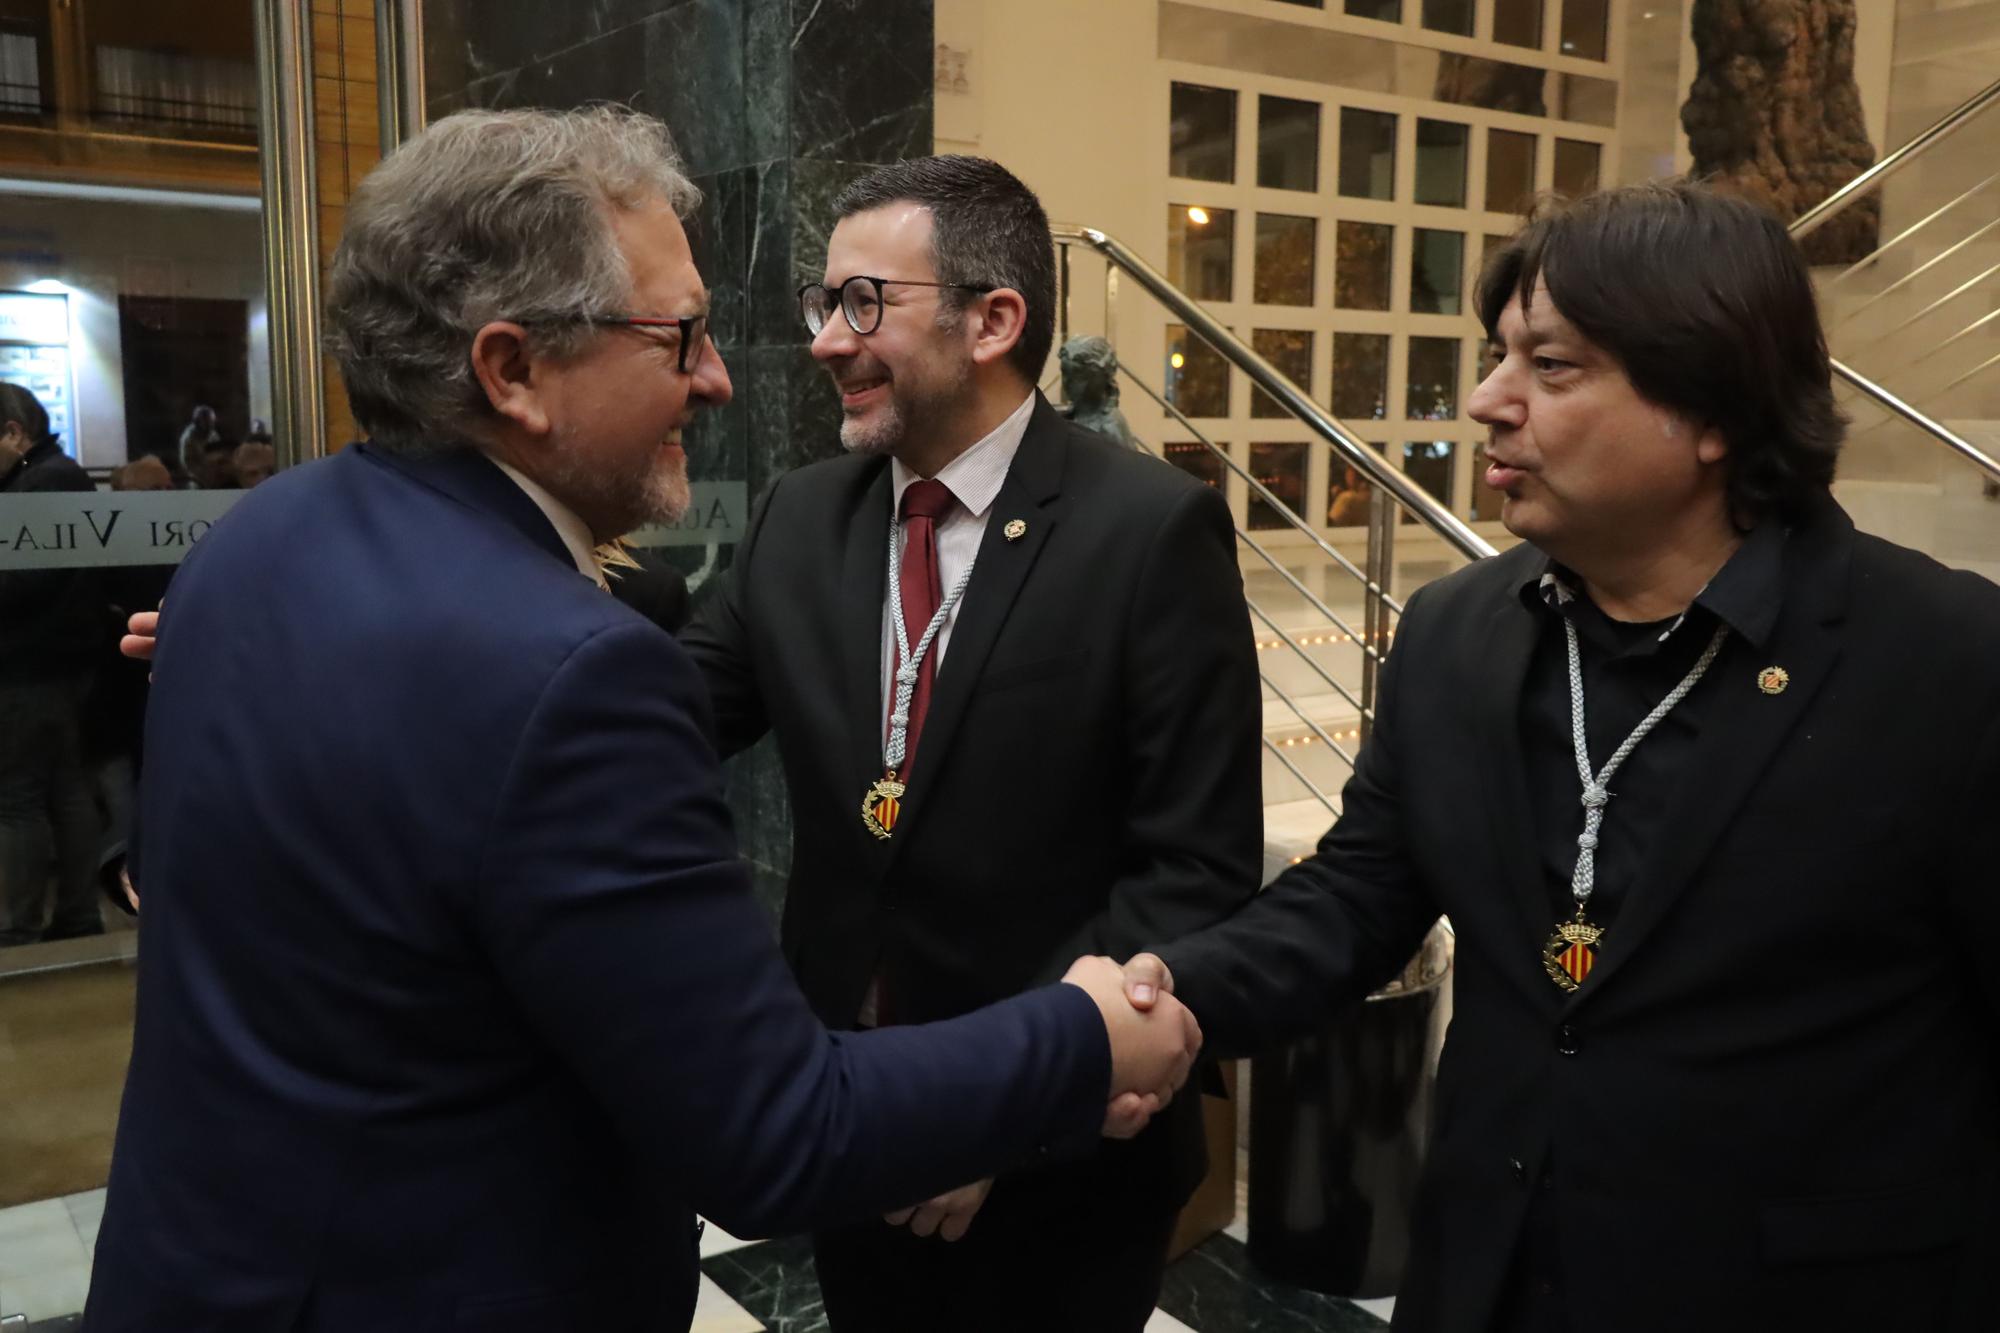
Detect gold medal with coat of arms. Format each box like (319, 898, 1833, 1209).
(862, 772, 906, 840)
(1543, 912, 1604, 992)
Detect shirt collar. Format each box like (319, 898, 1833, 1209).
(889, 390, 1036, 518)
(1519, 521, 1788, 651)
(482, 452, 607, 589)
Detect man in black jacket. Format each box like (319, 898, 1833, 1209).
(1123, 181, 2000, 1332)
(0, 380, 106, 945)
(680, 156, 1262, 1330)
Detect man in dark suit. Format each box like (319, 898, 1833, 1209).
(0, 380, 106, 946)
(85, 107, 1202, 1333)
(1121, 181, 2000, 1331)
(679, 156, 1262, 1329)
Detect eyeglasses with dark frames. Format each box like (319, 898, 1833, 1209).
(797, 276, 997, 336)
(559, 313, 712, 374)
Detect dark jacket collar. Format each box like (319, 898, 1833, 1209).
(355, 441, 576, 573)
(1517, 509, 1797, 652)
(1, 437, 66, 491)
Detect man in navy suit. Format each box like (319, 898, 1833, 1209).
(85, 106, 1201, 1333)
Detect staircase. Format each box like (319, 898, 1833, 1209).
(1808, 61, 2000, 573)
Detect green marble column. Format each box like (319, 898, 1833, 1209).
(420, 0, 937, 916)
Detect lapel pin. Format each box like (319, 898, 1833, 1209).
(1003, 519, 1027, 542)
(1756, 666, 1790, 695)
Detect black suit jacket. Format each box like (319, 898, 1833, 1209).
(682, 395, 1263, 1210)
(1160, 495, 2000, 1331)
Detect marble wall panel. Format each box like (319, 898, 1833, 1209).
(416, 0, 934, 910)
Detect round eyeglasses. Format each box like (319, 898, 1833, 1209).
(798, 276, 996, 336)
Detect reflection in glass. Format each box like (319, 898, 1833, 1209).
(1494, 0, 1543, 48)
(1167, 324, 1231, 418)
(1156, 13, 1614, 127)
(1411, 228, 1464, 315)
(0, 16, 48, 116)
(1485, 129, 1536, 215)
(1170, 82, 1237, 182)
(1328, 440, 1387, 526)
(1337, 108, 1397, 200)
(1346, 0, 1402, 22)
(1168, 204, 1235, 302)
(1414, 119, 1469, 207)
(1252, 329, 1315, 418)
(1248, 442, 1309, 530)
(1254, 214, 1316, 306)
(1335, 221, 1393, 311)
(1331, 333, 1391, 420)
(1561, 0, 1610, 60)
(1479, 232, 1512, 301)
(1556, 74, 1618, 127)
(1258, 96, 1320, 191)
(1423, 0, 1475, 37)
(1406, 338, 1460, 420)
(1403, 441, 1456, 515)
(1554, 138, 1602, 197)
(1166, 440, 1227, 488)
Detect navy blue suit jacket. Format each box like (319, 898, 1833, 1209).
(84, 443, 1110, 1332)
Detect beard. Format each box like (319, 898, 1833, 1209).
(836, 352, 971, 459)
(547, 420, 691, 537)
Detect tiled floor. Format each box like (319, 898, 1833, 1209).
(1, 1190, 1395, 1332)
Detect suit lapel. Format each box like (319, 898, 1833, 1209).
(842, 462, 896, 818)
(1572, 509, 1854, 1003)
(880, 405, 1068, 871)
(1472, 581, 1562, 983)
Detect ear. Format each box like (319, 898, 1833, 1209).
(469, 322, 555, 438)
(1694, 419, 1728, 466)
(965, 288, 1029, 371)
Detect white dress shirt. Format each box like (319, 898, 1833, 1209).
(485, 453, 609, 590)
(878, 391, 1036, 736)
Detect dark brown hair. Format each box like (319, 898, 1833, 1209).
(834, 155, 1057, 385)
(1479, 181, 1843, 527)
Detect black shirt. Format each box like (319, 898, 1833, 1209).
(1517, 521, 1786, 932)
(1498, 522, 1786, 1331)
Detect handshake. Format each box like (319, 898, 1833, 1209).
(882, 953, 1187, 1244)
(1062, 953, 1194, 1141)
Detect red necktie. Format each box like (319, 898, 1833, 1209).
(893, 479, 956, 774)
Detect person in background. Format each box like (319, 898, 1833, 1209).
(175, 404, 221, 484)
(189, 436, 238, 490)
(0, 381, 105, 945)
(232, 440, 276, 488)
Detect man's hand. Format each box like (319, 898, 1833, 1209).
(1062, 955, 1200, 1135)
(120, 866, 140, 914)
(121, 609, 160, 662)
(883, 1177, 993, 1242)
(1121, 952, 1174, 1012)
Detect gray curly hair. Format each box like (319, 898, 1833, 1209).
(325, 105, 701, 452)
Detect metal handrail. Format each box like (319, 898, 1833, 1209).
(1247, 597, 1374, 723)
(1829, 216, 2000, 329)
(1832, 359, 2000, 484)
(1260, 670, 1358, 769)
(1790, 75, 2000, 241)
(1262, 735, 1338, 815)
(1826, 169, 2000, 290)
(1052, 223, 1496, 563)
(1118, 362, 1386, 602)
